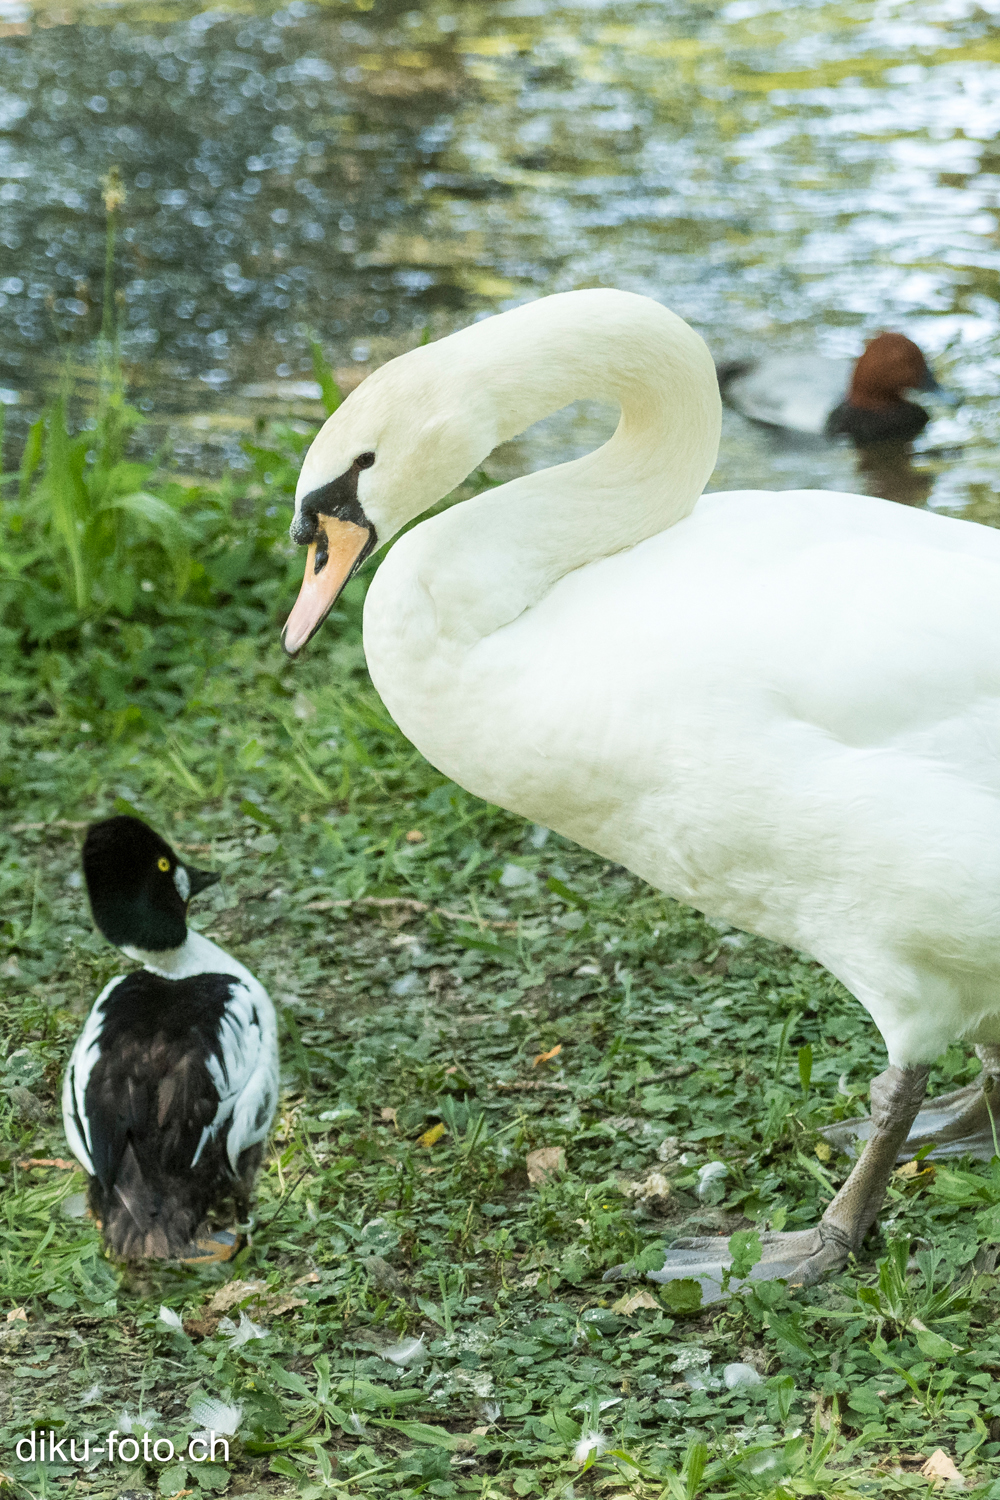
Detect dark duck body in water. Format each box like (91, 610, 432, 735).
(62, 816, 278, 1260)
(718, 331, 949, 443)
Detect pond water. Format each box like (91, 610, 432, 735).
(2, 0, 1000, 515)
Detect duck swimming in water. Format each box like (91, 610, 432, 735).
(62, 816, 278, 1261)
(719, 331, 949, 443)
(280, 288, 1000, 1296)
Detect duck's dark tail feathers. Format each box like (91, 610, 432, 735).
(89, 1140, 265, 1261)
(89, 1144, 204, 1260)
(714, 359, 753, 397)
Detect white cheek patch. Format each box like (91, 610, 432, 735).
(173, 865, 191, 902)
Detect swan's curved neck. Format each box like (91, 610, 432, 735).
(399, 293, 721, 642)
(455, 292, 720, 479)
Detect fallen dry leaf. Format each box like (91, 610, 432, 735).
(812, 1393, 835, 1433)
(921, 1450, 965, 1489)
(202, 1280, 307, 1324)
(895, 1159, 935, 1183)
(206, 1279, 267, 1314)
(613, 1291, 661, 1315)
(294, 1272, 321, 1286)
(16, 1158, 78, 1170)
(623, 1171, 672, 1209)
(533, 1044, 563, 1067)
(417, 1122, 447, 1148)
(181, 1317, 217, 1339)
(380, 1107, 398, 1128)
(405, 829, 424, 843)
(269, 1294, 308, 1316)
(6, 1309, 27, 1324)
(527, 1146, 566, 1184)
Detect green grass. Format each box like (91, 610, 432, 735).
(6, 631, 1000, 1499)
(4, 340, 1000, 1497)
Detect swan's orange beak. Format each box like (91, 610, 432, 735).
(282, 516, 372, 656)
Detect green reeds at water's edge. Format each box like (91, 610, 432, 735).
(0, 381, 310, 730)
(0, 179, 352, 732)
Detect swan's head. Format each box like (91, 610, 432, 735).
(282, 345, 497, 655)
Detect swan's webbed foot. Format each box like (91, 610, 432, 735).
(823, 1046, 1000, 1163)
(620, 1224, 851, 1303)
(607, 1063, 930, 1302)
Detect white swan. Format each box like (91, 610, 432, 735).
(282, 289, 1000, 1291)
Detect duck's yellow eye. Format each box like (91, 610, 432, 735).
(157, 856, 170, 872)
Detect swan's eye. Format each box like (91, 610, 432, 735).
(355, 451, 376, 470)
(157, 856, 170, 872)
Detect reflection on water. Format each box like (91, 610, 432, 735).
(1, 0, 999, 516)
(854, 442, 935, 509)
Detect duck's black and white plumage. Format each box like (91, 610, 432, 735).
(62, 816, 278, 1261)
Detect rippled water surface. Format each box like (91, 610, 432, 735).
(3, 0, 1000, 510)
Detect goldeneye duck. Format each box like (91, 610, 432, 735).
(718, 331, 951, 443)
(62, 815, 279, 1261)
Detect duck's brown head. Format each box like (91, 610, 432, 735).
(848, 332, 939, 411)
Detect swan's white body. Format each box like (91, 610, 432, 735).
(292, 290, 1000, 1072)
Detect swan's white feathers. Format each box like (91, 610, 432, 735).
(378, 493, 1000, 1069)
(292, 289, 1000, 1073)
(296, 290, 718, 560)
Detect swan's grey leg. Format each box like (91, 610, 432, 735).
(823, 1044, 1000, 1163)
(608, 1064, 930, 1303)
(808, 1063, 930, 1260)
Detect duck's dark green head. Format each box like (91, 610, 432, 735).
(83, 815, 219, 952)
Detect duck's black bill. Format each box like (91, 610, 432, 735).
(918, 367, 957, 398)
(186, 866, 221, 896)
(914, 368, 960, 407)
